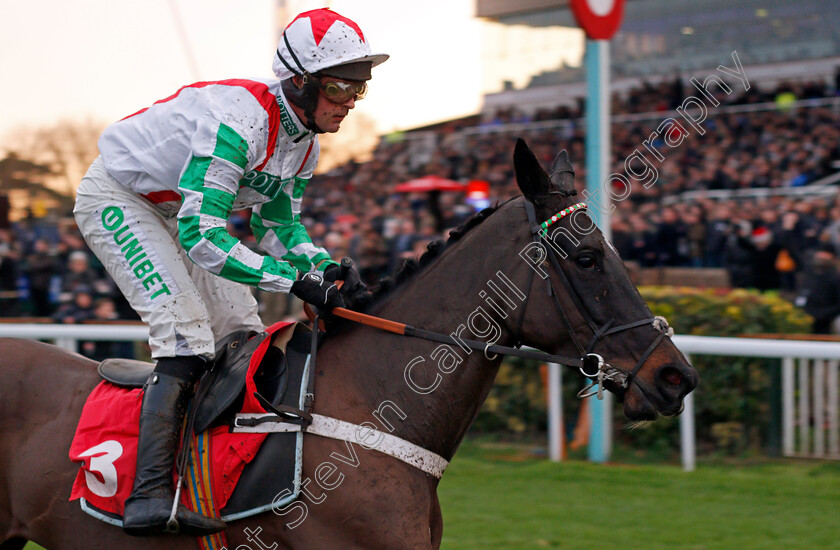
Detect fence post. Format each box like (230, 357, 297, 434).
(826, 359, 840, 458)
(814, 359, 825, 457)
(829, 360, 839, 457)
(680, 354, 696, 472)
(547, 363, 564, 462)
(798, 357, 810, 455)
(782, 357, 795, 456)
(767, 359, 782, 456)
(54, 337, 77, 352)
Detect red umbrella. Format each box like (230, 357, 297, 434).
(394, 175, 466, 193)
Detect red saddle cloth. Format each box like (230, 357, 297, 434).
(68, 321, 295, 517)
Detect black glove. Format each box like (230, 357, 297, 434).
(321, 261, 343, 282)
(290, 272, 345, 311)
(323, 261, 365, 295)
(343, 288, 374, 311)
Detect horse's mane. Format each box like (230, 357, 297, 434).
(360, 203, 501, 310)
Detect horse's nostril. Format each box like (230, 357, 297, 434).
(662, 368, 683, 388)
(658, 364, 695, 397)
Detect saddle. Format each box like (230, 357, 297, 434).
(70, 321, 315, 528)
(97, 325, 312, 433)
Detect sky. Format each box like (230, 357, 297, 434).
(0, 0, 485, 140)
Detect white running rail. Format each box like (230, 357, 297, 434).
(674, 336, 840, 469)
(546, 335, 840, 470)
(0, 323, 148, 352)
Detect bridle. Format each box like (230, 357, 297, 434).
(521, 197, 673, 399)
(317, 195, 673, 401)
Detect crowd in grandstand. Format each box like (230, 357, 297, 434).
(2, 73, 840, 350)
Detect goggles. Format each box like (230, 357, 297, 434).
(318, 78, 367, 104)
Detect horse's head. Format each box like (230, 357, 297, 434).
(510, 139, 698, 420)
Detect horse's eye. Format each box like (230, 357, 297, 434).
(577, 254, 597, 270)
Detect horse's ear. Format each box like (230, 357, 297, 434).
(514, 138, 550, 200)
(549, 149, 575, 194)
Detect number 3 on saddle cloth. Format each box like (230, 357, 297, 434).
(68, 320, 314, 529)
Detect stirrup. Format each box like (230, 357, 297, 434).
(165, 477, 183, 533)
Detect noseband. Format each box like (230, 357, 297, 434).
(522, 198, 673, 399)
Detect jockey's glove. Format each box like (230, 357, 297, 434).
(323, 261, 371, 311)
(291, 271, 345, 311)
(323, 262, 365, 295)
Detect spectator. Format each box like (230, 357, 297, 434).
(356, 226, 390, 284)
(0, 229, 21, 315)
(24, 238, 60, 317)
(724, 221, 755, 288)
(684, 208, 707, 267)
(638, 214, 661, 267)
(746, 226, 783, 291)
(794, 244, 840, 334)
(704, 205, 732, 267)
(84, 297, 135, 362)
(60, 250, 113, 303)
(824, 205, 840, 254)
(653, 207, 690, 266)
(53, 286, 96, 325)
(387, 218, 418, 271)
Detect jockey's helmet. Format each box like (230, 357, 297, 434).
(274, 8, 388, 131)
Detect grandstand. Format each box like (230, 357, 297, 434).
(477, 0, 840, 79)
(311, 75, 840, 285)
(301, 0, 840, 287)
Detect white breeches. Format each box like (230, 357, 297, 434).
(73, 157, 264, 359)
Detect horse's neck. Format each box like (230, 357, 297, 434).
(318, 227, 525, 459)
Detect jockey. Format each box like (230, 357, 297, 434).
(73, 8, 387, 537)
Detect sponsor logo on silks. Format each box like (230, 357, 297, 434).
(240, 170, 292, 198)
(276, 97, 300, 137)
(100, 206, 174, 302)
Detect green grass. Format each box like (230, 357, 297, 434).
(24, 443, 840, 550)
(438, 442, 840, 549)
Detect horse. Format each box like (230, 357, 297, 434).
(0, 139, 698, 549)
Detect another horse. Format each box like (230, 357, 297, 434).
(0, 140, 697, 549)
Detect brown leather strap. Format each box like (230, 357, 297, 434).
(332, 308, 407, 335)
(303, 302, 407, 336)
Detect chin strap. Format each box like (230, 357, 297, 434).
(307, 116, 325, 134)
(277, 32, 327, 134)
(280, 78, 324, 134)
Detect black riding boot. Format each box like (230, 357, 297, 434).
(122, 357, 226, 536)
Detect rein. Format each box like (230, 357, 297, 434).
(329, 306, 595, 368)
(306, 197, 672, 401)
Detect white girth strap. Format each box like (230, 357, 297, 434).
(232, 413, 449, 479)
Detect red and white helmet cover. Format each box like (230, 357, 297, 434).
(273, 8, 389, 80)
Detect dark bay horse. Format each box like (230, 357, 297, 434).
(0, 140, 697, 549)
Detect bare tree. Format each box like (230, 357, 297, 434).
(2, 118, 105, 197)
(0, 153, 70, 222)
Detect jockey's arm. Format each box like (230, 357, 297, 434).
(250, 180, 337, 276)
(176, 122, 300, 293)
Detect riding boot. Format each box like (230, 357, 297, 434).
(122, 356, 226, 537)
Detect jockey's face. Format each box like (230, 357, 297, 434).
(311, 77, 363, 133)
